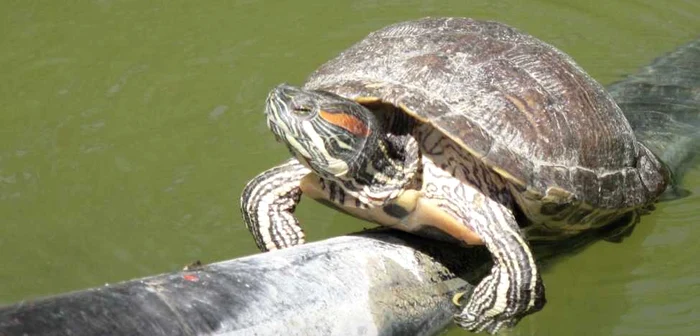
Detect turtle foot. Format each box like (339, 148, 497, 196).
(452, 267, 546, 334)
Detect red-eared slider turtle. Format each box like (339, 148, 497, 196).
(240, 17, 670, 333)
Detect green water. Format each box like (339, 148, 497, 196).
(1, 1, 699, 335)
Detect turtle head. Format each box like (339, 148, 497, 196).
(265, 83, 379, 179)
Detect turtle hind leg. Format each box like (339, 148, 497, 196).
(240, 158, 311, 252)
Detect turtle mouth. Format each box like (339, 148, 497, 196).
(264, 84, 321, 149)
(264, 87, 296, 141)
(264, 112, 283, 143)
(264, 104, 315, 162)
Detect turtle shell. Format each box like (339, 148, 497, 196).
(303, 17, 668, 210)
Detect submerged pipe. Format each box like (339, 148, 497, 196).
(1, 39, 699, 336)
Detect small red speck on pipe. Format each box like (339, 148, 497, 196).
(183, 274, 199, 282)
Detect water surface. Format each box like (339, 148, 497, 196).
(1, 1, 699, 335)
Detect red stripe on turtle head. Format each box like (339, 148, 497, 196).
(318, 110, 371, 137)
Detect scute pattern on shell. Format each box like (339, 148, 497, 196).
(304, 17, 668, 210)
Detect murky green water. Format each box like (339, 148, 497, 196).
(1, 1, 699, 335)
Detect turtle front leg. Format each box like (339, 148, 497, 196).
(240, 158, 311, 252)
(453, 202, 545, 333)
(417, 146, 545, 334)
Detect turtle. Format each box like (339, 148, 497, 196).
(240, 17, 670, 333)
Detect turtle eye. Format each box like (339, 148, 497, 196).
(292, 106, 312, 115)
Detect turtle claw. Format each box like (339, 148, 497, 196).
(452, 291, 467, 307)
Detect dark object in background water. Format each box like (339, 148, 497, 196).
(608, 38, 700, 199)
